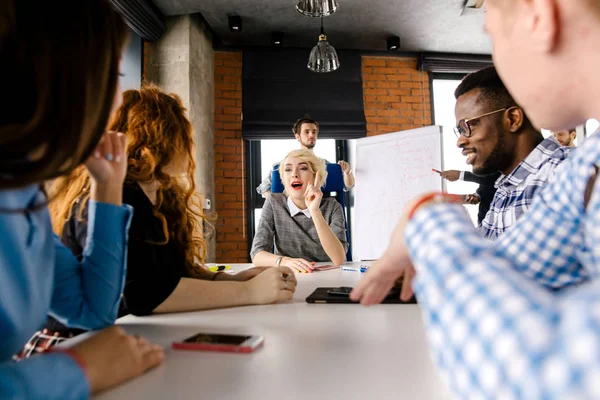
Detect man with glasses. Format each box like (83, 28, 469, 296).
(453, 66, 570, 239)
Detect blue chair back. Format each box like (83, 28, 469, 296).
(271, 162, 352, 261)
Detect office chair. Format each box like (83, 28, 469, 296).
(271, 162, 352, 261)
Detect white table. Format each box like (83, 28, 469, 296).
(95, 263, 451, 400)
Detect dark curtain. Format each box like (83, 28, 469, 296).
(419, 52, 493, 74)
(242, 49, 366, 140)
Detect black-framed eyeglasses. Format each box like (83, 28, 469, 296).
(453, 107, 509, 139)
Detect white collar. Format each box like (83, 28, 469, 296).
(287, 196, 311, 218)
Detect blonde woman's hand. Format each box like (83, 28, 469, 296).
(245, 267, 297, 304)
(281, 256, 315, 273)
(69, 326, 164, 395)
(304, 170, 323, 216)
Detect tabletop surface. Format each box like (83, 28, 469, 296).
(94, 262, 451, 400)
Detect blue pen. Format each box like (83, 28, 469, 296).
(342, 265, 370, 272)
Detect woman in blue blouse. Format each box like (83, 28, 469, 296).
(0, 1, 164, 398)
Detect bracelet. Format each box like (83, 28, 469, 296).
(211, 272, 224, 281)
(275, 256, 284, 268)
(48, 348, 88, 376)
(407, 192, 464, 220)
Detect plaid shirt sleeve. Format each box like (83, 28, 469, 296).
(404, 136, 600, 399)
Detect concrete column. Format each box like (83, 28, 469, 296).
(145, 14, 216, 262)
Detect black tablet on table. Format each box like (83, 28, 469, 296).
(305, 286, 417, 304)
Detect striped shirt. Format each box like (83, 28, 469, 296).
(480, 137, 570, 240)
(250, 194, 348, 262)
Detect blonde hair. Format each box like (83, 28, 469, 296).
(279, 149, 328, 189)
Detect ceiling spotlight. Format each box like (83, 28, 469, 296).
(387, 36, 400, 51)
(272, 32, 284, 46)
(228, 15, 242, 32)
(296, 0, 339, 18)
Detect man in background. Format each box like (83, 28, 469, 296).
(256, 115, 355, 198)
(552, 128, 577, 147)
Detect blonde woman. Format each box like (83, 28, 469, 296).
(251, 149, 348, 272)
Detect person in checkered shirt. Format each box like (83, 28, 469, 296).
(352, 0, 600, 398)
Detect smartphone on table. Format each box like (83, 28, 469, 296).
(172, 333, 264, 353)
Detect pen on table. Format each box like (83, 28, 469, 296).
(342, 265, 369, 273)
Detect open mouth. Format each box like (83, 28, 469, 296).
(462, 150, 476, 166)
(291, 181, 303, 191)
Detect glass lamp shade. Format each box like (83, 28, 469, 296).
(296, 0, 339, 17)
(307, 35, 340, 73)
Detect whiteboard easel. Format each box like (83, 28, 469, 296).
(353, 126, 443, 261)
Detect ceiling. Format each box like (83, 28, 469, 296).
(152, 0, 492, 54)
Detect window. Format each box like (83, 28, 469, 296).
(586, 119, 599, 138)
(432, 77, 479, 225)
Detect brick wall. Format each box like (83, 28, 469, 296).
(362, 56, 432, 136)
(213, 51, 248, 262)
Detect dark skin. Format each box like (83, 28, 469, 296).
(455, 88, 543, 176)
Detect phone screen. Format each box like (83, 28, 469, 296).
(182, 333, 252, 345)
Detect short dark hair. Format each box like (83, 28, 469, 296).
(454, 66, 517, 108)
(455, 66, 533, 129)
(292, 114, 319, 135)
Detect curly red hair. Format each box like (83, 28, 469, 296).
(49, 84, 209, 274)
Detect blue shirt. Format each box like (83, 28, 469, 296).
(405, 133, 600, 399)
(480, 137, 570, 240)
(0, 185, 132, 399)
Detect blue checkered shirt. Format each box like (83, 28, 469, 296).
(405, 133, 600, 399)
(480, 137, 570, 240)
